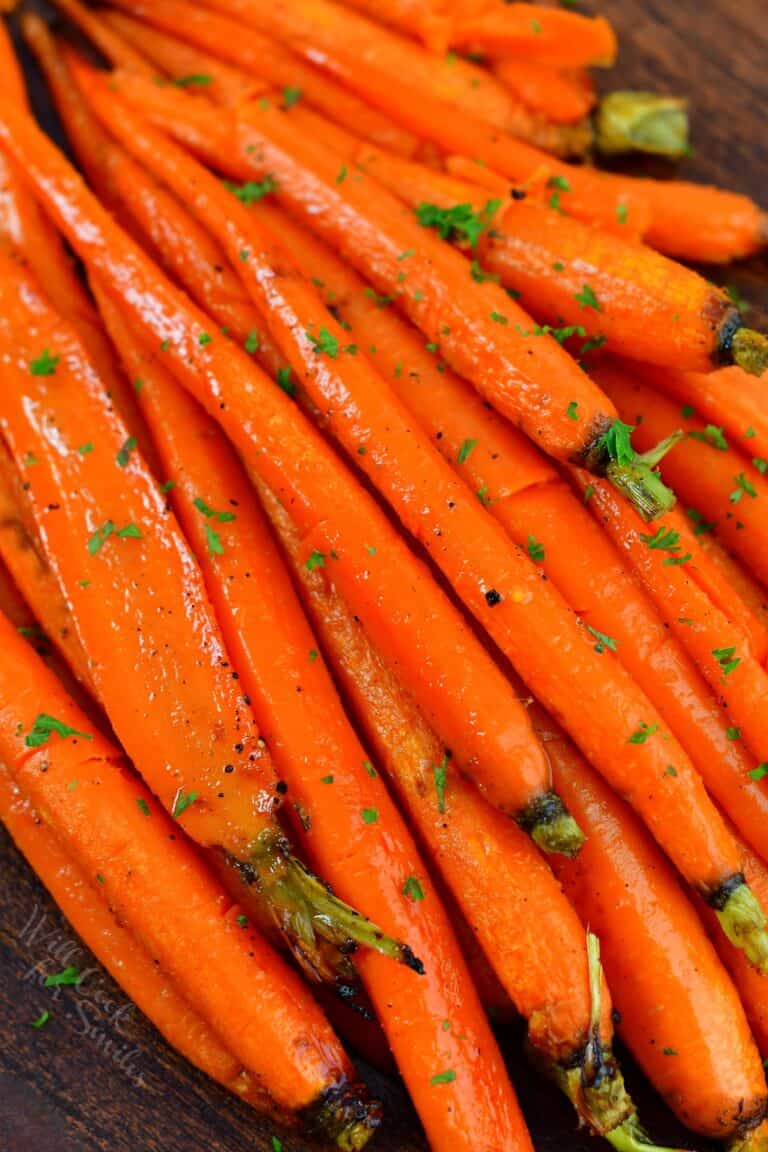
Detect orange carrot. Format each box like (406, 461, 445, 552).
(93, 289, 530, 1152)
(0, 614, 382, 1145)
(492, 57, 596, 124)
(257, 197, 768, 869)
(448, 3, 617, 67)
(58, 76, 768, 966)
(259, 480, 655, 1144)
(0, 760, 277, 1113)
(694, 531, 768, 656)
(576, 472, 768, 772)
(0, 246, 414, 978)
(349, 143, 765, 375)
(100, 0, 420, 156)
(596, 359, 768, 585)
(333, 0, 453, 52)
(0, 101, 579, 859)
(549, 734, 767, 1140)
(52, 0, 155, 72)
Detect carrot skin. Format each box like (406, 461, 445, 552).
(492, 57, 596, 124)
(448, 4, 618, 67)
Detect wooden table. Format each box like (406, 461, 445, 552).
(1, 2, 766, 1149)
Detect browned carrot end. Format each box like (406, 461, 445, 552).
(595, 92, 690, 159)
(729, 1117, 768, 1152)
(247, 829, 425, 981)
(303, 1079, 383, 1150)
(712, 877, 768, 974)
(519, 790, 585, 857)
(729, 326, 768, 377)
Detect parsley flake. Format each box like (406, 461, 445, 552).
(25, 714, 92, 749)
(30, 348, 60, 376)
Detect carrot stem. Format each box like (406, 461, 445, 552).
(607, 1117, 688, 1152)
(521, 791, 584, 857)
(595, 92, 690, 159)
(590, 427, 681, 523)
(716, 881, 768, 973)
(731, 326, 768, 378)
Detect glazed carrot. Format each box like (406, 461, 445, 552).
(596, 359, 768, 584)
(0, 762, 276, 1114)
(577, 472, 768, 770)
(350, 143, 766, 375)
(492, 57, 596, 125)
(548, 735, 767, 1141)
(52, 0, 155, 73)
(100, 0, 420, 157)
(259, 480, 662, 1147)
(694, 532, 768, 657)
(61, 79, 768, 967)
(630, 361, 768, 475)
(0, 248, 415, 979)
(103, 9, 269, 105)
(447, 3, 618, 67)
(259, 198, 768, 868)
(93, 291, 529, 1152)
(0, 102, 583, 861)
(0, 612, 378, 1144)
(90, 73, 684, 522)
(333, 0, 453, 52)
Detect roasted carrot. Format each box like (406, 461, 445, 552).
(549, 734, 767, 1141)
(576, 472, 768, 770)
(94, 290, 531, 1152)
(596, 359, 768, 585)
(630, 361, 768, 478)
(0, 611, 381, 1144)
(258, 197, 768, 870)
(694, 531, 768, 657)
(447, 3, 618, 67)
(333, 0, 453, 52)
(58, 77, 768, 968)
(492, 57, 597, 125)
(259, 479, 670, 1147)
(0, 246, 417, 981)
(98, 0, 420, 157)
(0, 761, 277, 1114)
(349, 143, 767, 375)
(52, 0, 155, 73)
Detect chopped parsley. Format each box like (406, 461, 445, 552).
(32, 1010, 50, 1029)
(640, 526, 681, 552)
(434, 752, 450, 814)
(306, 550, 326, 571)
(566, 400, 580, 421)
(24, 714, 92, 749)
(456, 438, 477, 464)
(172, 789, 199, 819)
(470, 260, 499, 284)
(575, 284, 602, 312)
(527, 535, 545, 562)
(30, 348, 60, 376)
(276, 367, 295, 395)
(628, 722, 658, 745)
(282, 86, 302, 107)
(749, 764, 768, 782)
(688, 424, 728, 451)
(415, 198, 501, 249)
(44, 966, 81, 988)
(730, 473, 758, 503)
(712, 646, 741, 676)
(587, 626, 618, 654)
(244, 330, 260, 354)
(116, 436, 137, 468)
(137, 798, 151, 817)
(173, 73, 212, 88)
(362, 807, 378, 824)
(430, 1069, 457, 1086)
(223, 176, 277, 203)
(403, 875, 425, 902)
(597, 420, 635, 466)
(306, 327, 339, 358)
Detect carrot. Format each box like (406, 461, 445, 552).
(90, 72, 683, 521)
(0, 761, 276, 1113)
(630, 361, 768, 479)
(51, 0, 155, 73)
(349, 142, 766, 375)
(58, 77, 768, 968)
(596, 359, 768, 585)
(694, 531, 768, 657)
(447, 3, 617, 67)
(99, 0, 420, 157)
(0, 610, 380, 1144)
(0, 21, 27, 104)
(576, 471, 768, 773)
(102, 9, 269, 105)
(92, 288, 534, 1152)
(0, 247, 417, 981)
(333, 0, 454, 53)
(257, 197, 768, 872)
(492, 57, 597, 124)
(548, 733, 767, 1141)
(258, 480, 673, 1147)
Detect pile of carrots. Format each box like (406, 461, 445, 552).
(0, 1, 767, 1149)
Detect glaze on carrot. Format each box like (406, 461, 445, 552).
(448, 3, 618, 67)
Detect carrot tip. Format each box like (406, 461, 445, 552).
(715, 879, 768, 974)
(247, 833, 425, 982)
(303, 1078, 383, 1150)
(521, 790, 585, 857)
(730, 326, 768, 378)
(595, 91, 690, 159)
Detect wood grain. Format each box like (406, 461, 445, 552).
(1, 2, 765, 1149)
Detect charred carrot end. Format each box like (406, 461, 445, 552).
(302, 1079, 383, 1151)
(730, 1118, 768, 1152)
(712, 875, 768, 974)
(585, 421, 680, 522)
(595, 92, 690, 159)
(729, 326, 768, 377)
(519, 790, 585, 857)
(246, 829, 425, 981)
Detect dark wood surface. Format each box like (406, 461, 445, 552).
(1, 2, 766, 1150)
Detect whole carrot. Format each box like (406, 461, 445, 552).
(57, 77, 768, 967)
(260, 478, 684, 1151)
(0, 96, 582, 857)
(257, 197, 768, 871)
(0, 762, 276, 1114)
(0, 608, 380, 1145)
(596, 359, 768, 585)
(349, 143, 767, 375)
(0, 247, 416, 981)
(94, 288, 532, 1152)
(90, 70, 678, 520)
(549, 732, 768, 1141)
